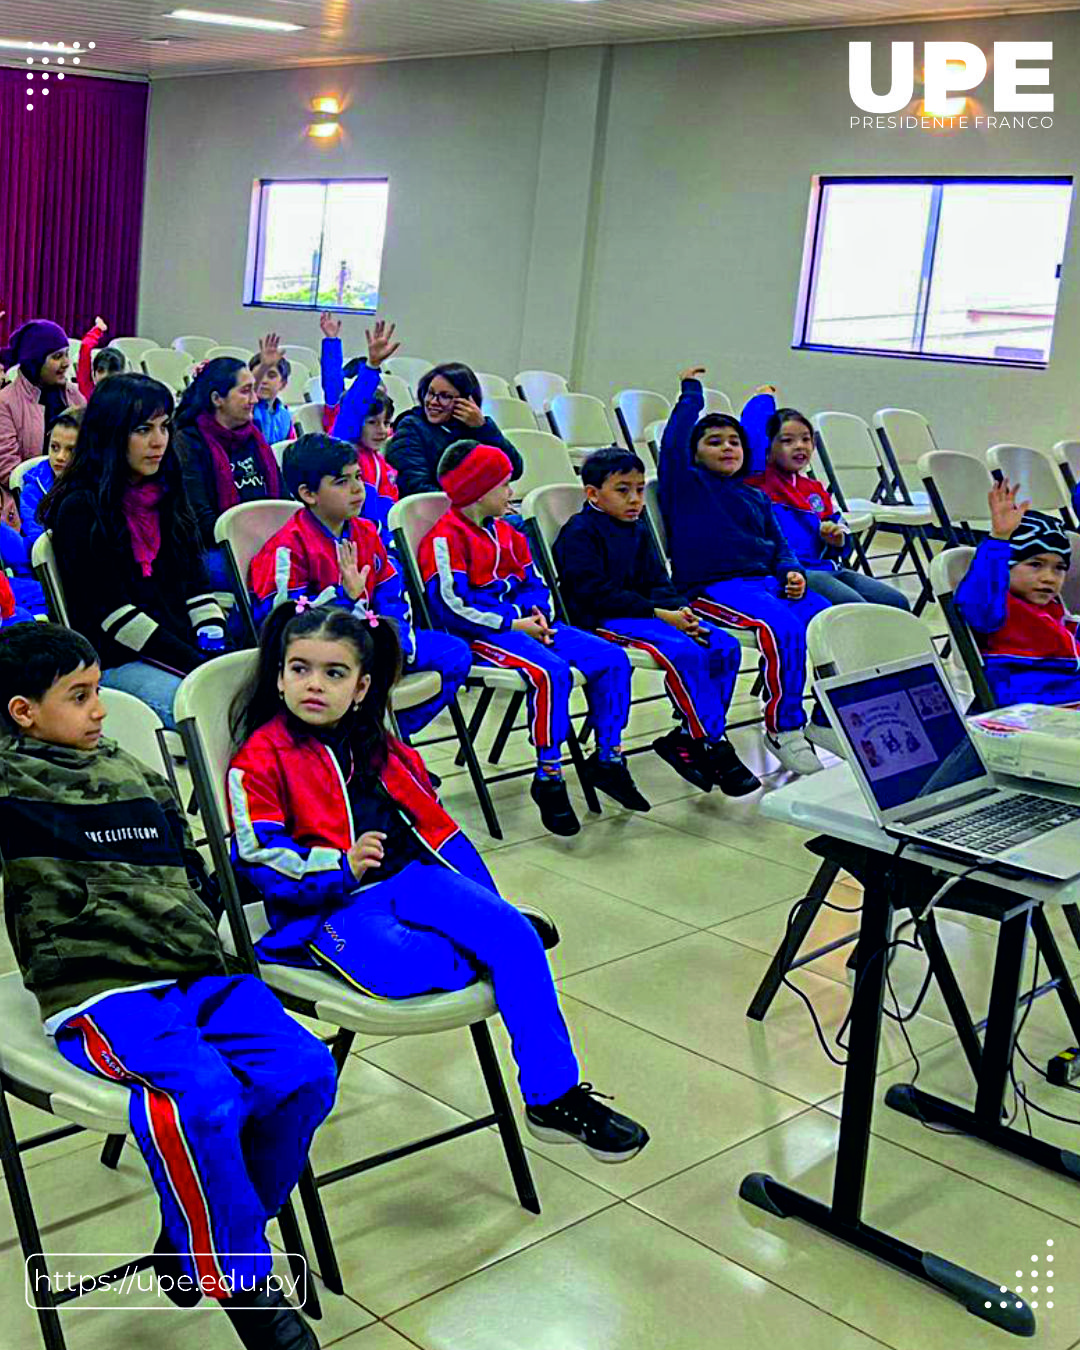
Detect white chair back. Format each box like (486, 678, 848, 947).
(283, 360, 312, 395)
(109, 337, 157, 366)
(643, 419, 667, 464)
(67, 338, 82, 369)
(283, 344, 319, 373)
(213, 501, 301, 590)
(514, 370, 568, 416)
(30, 531, 70, 625)
(383, 356, 435, 393)
(511, 430, 578, 499)
(271, 440, 292, 467)
(548, 393, 615, 450)
(304, 376, 325, 405)
(8, 454, 47, 494)
(1053, 440, 1080, 482)
(477, 372, 511, 402)
(807, 604, 935, 675)
(613, 390, 671, 451)
(388, 492, 451, 567)
(205, 346, 253, 363)
(481, 396, 537, 431)
(142, 348, 194, 393)
(986, 444, 1071, 513)
(99, 688, 169, 777)
(175, 652, 259, 826)
(293, 403, 326, 436)
(918, 451, 994, 531)
(378, 373, 413, 413)
(812, 411, 885, 503)
(171, 336, 219, 362)
(930, 545, 977, 601)
(521, 484, 585, 561)
(874, 408, 938, 468)
(644, 476, 668, 556)
(702, 388, 734, 416)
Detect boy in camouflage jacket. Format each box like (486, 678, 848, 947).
(0, 623, 334, 1350)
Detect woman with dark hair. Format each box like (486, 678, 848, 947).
(173, 357, 287, 573)
(42, 373, 228, 727)
(0, 320, 86, 524)
(386, 360, 522, 498)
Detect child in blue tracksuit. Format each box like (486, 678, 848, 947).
(956, 479, 1080, 706)
(249, 433, 470, 740)
(554, 447, 760, 797)
(249, 340, 294, 444)
(417, 440, 650, 836)
(659, 369, 830, 776)
(229, 600, 649, 1163)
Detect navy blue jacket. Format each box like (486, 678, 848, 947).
(553, 503, 687, 630)
(658, 379, 801, 595)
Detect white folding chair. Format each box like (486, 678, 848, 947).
(283, 344, 319, 373)
(171, 335, 219, 362)
(548, 393, 616, 465)
(702, 388, 734, 416)
(872, 407, 941, 507)
(930, 546, 996, 710)
(986, 444, 1073, 521)
(918, 450, 994, 545)
(1053, 440, 1080, 493)
(204, 346, 253, 363)
(174, 655, 541, 1297)
(271, 439, 292, 467)
(303, 376, 325, 405)
(108, 337, 157, 367)
(8, 454, 47, 496)
(612, 390, 671, 454)
(514, 370, 568, 417)
(481, 396, 538, 432)
(213, 500, 301, 644)
(293, 403, 326, 436)
(284, 360, 311, 395)
(30, 532, 70, 626)
(643, 419, 666, 466)
(66, 338, 82, 369)
(510, 430, 578, 499)
(477, 372, 512, 402)
(377, 372, 413, 413)
(382, 356, 435, 393)
(141, 348, 194, 394)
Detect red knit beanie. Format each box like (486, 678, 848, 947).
(440, 443, 514, 508)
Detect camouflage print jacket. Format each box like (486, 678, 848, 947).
(0, 726, 228, 1022)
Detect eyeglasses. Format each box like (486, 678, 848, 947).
(425, 390, 458, 405)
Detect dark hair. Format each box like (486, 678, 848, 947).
(416, 362, 482, 415)
(765, 407, 814, 445)
(40, 374, 200, 571)
(230, 601, 403, 783)
(0, 622, 98, 728)
(47, 406, 84, 440)
(369, 388, 395, 423)
(249, 352, 291, 384)
(690, 414, 749, 477)
(581, 446, 646, 488)
(92, 347, 127, 379)
(175, 357, 247, 430)
(436, 438, 481, 480)
(282, 433, 356, 500)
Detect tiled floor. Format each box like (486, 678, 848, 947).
(4, 576, 1080, 1349)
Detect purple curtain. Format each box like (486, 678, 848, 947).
(0, 68, 148, 350)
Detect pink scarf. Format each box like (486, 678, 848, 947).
(195, 411, 283, 511)
(122, 479, 166, 578)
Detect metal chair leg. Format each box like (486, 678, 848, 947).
(448, 695, 503, 839)
(100, 1134, 125, 1169)
(565, 724, 602, 815)
(455, 686, 494, 768)
(488, 692, 525, 766)
(469, 1022, 540, 1215)
(275, 1195, 323, 1319)
(297, 1162, 344, 1296)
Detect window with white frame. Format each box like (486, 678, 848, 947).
(794, 177, 1073, 366)
(245, 179, 389, 313)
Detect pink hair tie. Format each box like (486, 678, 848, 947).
(190, 359, 210, 380)
(295, 595, 313, 613)
(366, 612, 380, 629)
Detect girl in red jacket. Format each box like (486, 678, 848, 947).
(229, 600, 649, 1163)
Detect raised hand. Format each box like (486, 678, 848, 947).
(679, 366, 707, 383)
(988, 478, 1031, 541)
(95, 315, 108, 333)
(338, 540, 371, 601)
(319, 311, 342, 340)
(347, 831, 386, 881)
(365, 319, 400, 368)
(453, 397, 485, 429)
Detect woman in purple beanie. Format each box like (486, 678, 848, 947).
(0, 320, 86, 526)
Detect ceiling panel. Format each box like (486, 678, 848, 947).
(0, 0, 1075, 78)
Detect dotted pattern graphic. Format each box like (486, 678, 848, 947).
(23, 41, 97, 112)
(984, 1240, 1055, 1314)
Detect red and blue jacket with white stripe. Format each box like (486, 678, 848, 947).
(417, 508, 553, 641)
(228, 713, 494, 963)
(248, 507, 414, 660)
(955, 537, 1080, 705)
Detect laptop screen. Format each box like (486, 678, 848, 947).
(827, 662, 985, 813)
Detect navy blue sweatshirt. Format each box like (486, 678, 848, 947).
(553, 502, 688, 630)
(658, 379, 801, 595)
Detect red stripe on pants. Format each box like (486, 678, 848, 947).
(690, 599, 783, 732)
(471, 640, 554, 747)
(595, 628, 707, 739)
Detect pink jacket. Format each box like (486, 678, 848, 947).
(0, 370, 86, 497)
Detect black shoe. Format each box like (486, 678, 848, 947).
(705, 739, 761, 796)
(652, 729, 712, 793)
(518, 905, 560, 950)
(152, 1226, 201, 1307)
(222, 1278, 319, 1349)
(525, 1082, 649, 1163)
(582, 752, 651, 811)
(530, 774, 581, 836)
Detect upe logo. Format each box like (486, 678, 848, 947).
(849, 41, 1053, 114)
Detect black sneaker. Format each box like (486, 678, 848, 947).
(652, 729, 712, 793)
(518, 905, 560, 950)
(582, 752, 651, 811)
(705, 739, 761, 796)
(530, 774, 581, 836)
(221, 1277, 319, 1349)
(525, 1082, 650, 1163)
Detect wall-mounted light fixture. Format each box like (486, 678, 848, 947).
(309, 96, 341, 140)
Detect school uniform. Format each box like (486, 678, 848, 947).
(956, 536, 1080, 705)
(0, 519, 48, 618)
(252, 397, 294, 445)
(658, 379, 829, 732)
(418, 505, 632, 752)
(229, 715, 578, 1105)
(330, 361, 399, 541)
(0, 724, 337, 1301)
(249, 507, 470, 738)
(553, 502, 740, 741)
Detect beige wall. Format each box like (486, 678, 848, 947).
(141, 11, 1080, 456)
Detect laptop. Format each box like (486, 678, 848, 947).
(816, 653, 1080, 880)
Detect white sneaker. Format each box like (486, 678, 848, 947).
(765, 730, 823, 776)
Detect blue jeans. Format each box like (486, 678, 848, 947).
(805, 567, 910, 610)
(102, 662, 183, 730)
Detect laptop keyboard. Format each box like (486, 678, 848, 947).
(917, 794, 1080, 854)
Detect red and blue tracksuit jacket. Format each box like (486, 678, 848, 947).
(417, 508, 554, 640)
(248, 506, 414, 659)
(319, 347, 398, 542)
(0, 568, 33, 627)
(955, 537, 1080, 706)
(228, 713, 495, 964)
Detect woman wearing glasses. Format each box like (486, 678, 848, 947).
(387, 361, 523, 498)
